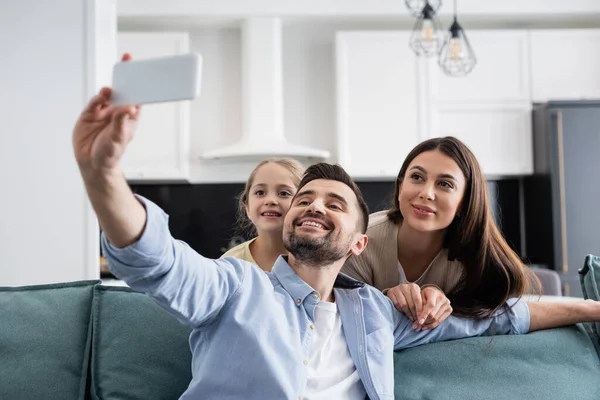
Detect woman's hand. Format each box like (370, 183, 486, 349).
(386, 283, 452, 331)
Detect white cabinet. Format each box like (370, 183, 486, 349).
(117, 32, 191, 181)
(530, 29, 600, 102)
(427, 31, 533, 176)
(430, 105, 533, 176)
(335, 30, 533, 178)
(429, 31, 531, 104)
(335, 32, 424, 179)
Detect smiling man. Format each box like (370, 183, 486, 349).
(75, 87, 600, 400)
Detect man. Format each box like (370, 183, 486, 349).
(74, 86, 600, 400)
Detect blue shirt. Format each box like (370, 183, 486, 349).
(101, 196, 531, 400)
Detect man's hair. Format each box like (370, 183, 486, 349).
(296, 163, 369, 233)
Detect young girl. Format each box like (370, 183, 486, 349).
(343, 136, 539, 329)
(221, 158, 305, 272)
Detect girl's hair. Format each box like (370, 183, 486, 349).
(235, 158, 305, 239)
(387, 136, 540, 318)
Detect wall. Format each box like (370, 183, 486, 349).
(0, 0, 110, 285)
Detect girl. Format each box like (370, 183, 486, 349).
(343, 136, 539, 329)
(221, 158, 305, 272)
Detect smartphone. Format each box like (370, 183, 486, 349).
(111, 53, 202, 106)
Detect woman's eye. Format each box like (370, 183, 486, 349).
(410, 173, 423, 181)
(439, 181, 454, 189)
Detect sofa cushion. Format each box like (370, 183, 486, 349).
(0, 280, 98, 400)
(91, 285, 192, 400)
(393, 325, 600, 400)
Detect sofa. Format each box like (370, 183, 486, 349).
(1, 255, 600, 400)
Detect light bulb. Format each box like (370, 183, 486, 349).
(449, 38, 464, 60)
(421, 20, 434, 42)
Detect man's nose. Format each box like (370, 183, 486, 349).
(307, 199, 326, 214)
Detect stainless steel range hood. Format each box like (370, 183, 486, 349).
(202, 18, 330, 160)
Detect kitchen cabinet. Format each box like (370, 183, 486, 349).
(335, 30, 533, 177)
(335, 31, 425, 179)
(429, 30, 531, 104)
(530, 29, 600, 102)
(117, 32, 191, 181)
(426, 30, 533, 176)
(429, 104, 533, 176)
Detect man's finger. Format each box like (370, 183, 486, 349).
(85, 88, 112, 112)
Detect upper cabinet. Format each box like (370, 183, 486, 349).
(335, 31, 424, 179)
(335, 30, 534, 178)
(429, 31, 531, 104)
(117, 32, 191, 181)
(530, 29, 600, 102)
(426, 30, 533, 176)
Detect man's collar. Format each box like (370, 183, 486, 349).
(271, 256, 365, 305)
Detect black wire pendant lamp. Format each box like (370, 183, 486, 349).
(405, 0, 442, 17)
(438, 0, 477, 76)
(409, 1, 445, 57)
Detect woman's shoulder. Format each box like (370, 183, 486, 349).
(221, 238, 257, 264)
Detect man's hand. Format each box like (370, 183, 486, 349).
(387, 283, 453, 330)
(73, 53, 140, 177)
(73, 53, 148, 249)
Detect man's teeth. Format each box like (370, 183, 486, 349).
(301, 221, 324, 229)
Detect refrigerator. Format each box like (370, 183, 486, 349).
(523, 101, 600, 297)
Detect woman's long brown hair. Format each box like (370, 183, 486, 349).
(387, 137, 540, 318)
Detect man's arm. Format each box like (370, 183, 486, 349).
(392, 298, 530, 350)
(528, 300, 600, 331)
(74, 85, 248, 328)
(101, 195, 247, 328)
(392, 297, 600, 350)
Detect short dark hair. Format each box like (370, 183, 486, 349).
(296, 163, 369, 233)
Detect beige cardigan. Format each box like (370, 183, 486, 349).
(342, 211, 464, 293)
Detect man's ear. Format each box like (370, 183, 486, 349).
(348, 233, 368, 257)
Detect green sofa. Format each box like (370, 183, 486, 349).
(2, 255, 600, 400)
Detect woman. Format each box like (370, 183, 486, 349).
(342, 136, 539, 329)
(221, 158, 305, 271)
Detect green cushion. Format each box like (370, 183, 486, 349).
(393, 325, 600, 400)
(91, 286, 192, 400)
(0, 280, 98, 400)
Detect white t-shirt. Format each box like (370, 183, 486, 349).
(303, 301, 366, 400)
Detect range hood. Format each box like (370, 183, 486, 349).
(202, 18, 330, 160)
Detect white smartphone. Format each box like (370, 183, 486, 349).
(111, 53, 202, 106)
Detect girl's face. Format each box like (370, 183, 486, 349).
(398, 150, 466, 234)
(245, 163, 298, 234)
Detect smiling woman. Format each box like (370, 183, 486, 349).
(342, 136, 540, 325)
(220, 158, 305, 271)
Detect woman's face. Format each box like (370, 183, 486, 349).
(398, 150, 466, 233)
(245, 163, 298, 234)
